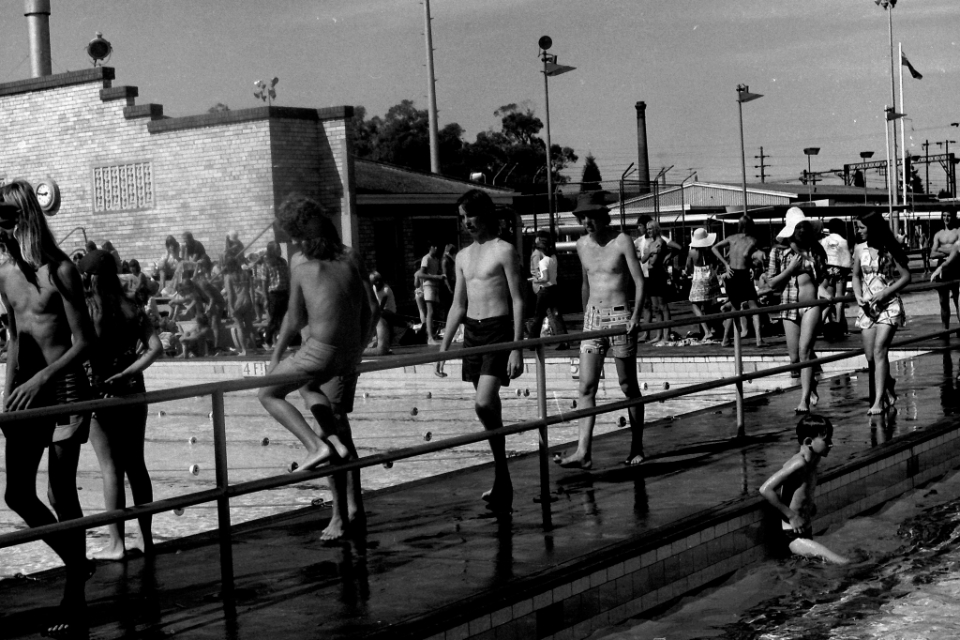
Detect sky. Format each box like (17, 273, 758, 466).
(1, 0, 958, 193)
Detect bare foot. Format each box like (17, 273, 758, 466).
(91, 542, 125, 561)
(886, 379, 898, 406)
(481, 486, 513, 513)
(292, 444, 334, 472)
(795, 405, 810, 414)
(320, 517, 347, 542)
(720, 340, 732, 347)
(553, 452, 592, 470)
(756, 339, 766, 348)
(810, 390, 819, 407)
(867, 404, 884, 415)
(325, 435, 353, 462)
(622, 452, 645, 466)
(128, 533, 153, 556)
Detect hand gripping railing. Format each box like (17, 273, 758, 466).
(0, 279, 956, 591)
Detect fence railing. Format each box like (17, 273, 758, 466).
(0, 280, 954, 589)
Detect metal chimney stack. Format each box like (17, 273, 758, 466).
(635, 101, 651, 194)
(25, 0, 52, 78)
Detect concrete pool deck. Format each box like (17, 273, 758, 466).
(2, 341, 960, 638)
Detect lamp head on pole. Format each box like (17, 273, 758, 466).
(860, 151, 875, 160)
(875, 0, 896, 8)
(736, 84, 763, 103)
(804, 147, 821, 156)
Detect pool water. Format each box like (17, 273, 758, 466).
(0, 382, 744, 578)
(595, 467, 960, 640)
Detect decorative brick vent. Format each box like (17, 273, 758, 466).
(93, 162, 154, 213)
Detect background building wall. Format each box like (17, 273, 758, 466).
(0, 67, 356, 265)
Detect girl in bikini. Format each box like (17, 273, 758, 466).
(852, 211, 911, 415)
(767, 219, 827, 413)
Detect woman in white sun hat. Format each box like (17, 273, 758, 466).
(686, 227, 720, 342)
(767, 208, 827, 413)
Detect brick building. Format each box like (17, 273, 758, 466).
(0, 67, 357, 263)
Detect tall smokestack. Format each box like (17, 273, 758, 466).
(25, 0, 52, 78)
(635, 101, 651, 195)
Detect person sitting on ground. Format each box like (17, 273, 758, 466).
(85, 240, 98, 254)
(224, 230, 244, 262)
(759, 414, 849, 564)
(0, 181, 96, 636)
(178, 313, 212, 358)
(182, 230, 207, 263)
(712, 214, 765, 347)
(101, 239, 122, 271)
(194, 255, 226, 351)
(435, 189, 524, 513)
(78, 250, 163, 561)
(555, 190, 646, 469)
(260, 241, 290, 349)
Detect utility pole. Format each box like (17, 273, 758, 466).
(922, 140, 931, 194)
(423, 0, 440, 174)
(753, 146, 769, 183)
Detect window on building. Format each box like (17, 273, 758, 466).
(93, 162, 154, 212)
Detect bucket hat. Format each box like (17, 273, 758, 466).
(689, 227, 717, 248)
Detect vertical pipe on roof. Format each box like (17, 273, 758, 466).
(25, 0, 52, 78)
(635, 102, 651, 195)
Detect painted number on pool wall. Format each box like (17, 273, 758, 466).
(242, 362, 268, 377)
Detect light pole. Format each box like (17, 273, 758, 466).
(876, 0, 899, 207)
(860, 151, 874, 203)
(736, 84, 762, 218)
(803, 147, 820, 201)
(538, 36, 575, 236)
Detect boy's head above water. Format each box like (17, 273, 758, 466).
(796, 414, 833, 446)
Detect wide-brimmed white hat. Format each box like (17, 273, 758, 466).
(776, 207, 807, 239)
(689, 227, 717, 248)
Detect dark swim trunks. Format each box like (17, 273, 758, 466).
(462, 315, 514, 387)
(646, 266, 669, 297)
(726, 269, 758, 309)
(2, 368, 91, 444)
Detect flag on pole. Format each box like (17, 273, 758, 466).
(901, 52, 923, 80)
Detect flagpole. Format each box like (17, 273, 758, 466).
(887, 5, 898, 211)
(899, 42, 907, 219)
(885, 105, 894, 227)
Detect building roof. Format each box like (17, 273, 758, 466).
(355, 159, 514, 204)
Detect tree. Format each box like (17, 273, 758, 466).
(580, 154, 602, 191)
(208, 103, 231, 113)
(348, 99, 577, 187)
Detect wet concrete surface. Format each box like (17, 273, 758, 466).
(2, 333, 960, 638)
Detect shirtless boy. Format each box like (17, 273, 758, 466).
(712, 215, 764, 347)
(0, 180, 96, 636)
(930, 210, 960, 332)
(258, 196, 376, 541)
(435, 189, 524, 513)
(759, 414, 848, 564)
(556, 191, 646, 469)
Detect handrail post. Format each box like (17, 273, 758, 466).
(211, 390, 235, 592)
(733, 320, 745, 438)
(535, 344, 553, 530)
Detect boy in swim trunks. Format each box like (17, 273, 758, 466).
(930, 210, 960, 333)
(555, 190, 646, 469)
(435, 189, 524, 513)
(258, 196, 377, 541)
(712, 214, 765, 347)
(0, 181, 96, 636)
(759, 414, 848, 564)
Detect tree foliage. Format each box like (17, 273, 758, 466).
(350, 100, 577, 189)
(580, 154, 602, 191)
(208, 103, 231, 113)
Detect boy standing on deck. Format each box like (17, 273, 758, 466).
(759, 414, 849, 564)
(555, 191, 646, 469)
(711, 214, 765, 347)
(435, 189, 524, 513)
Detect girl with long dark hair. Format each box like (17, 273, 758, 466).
(79, 249, 163, 559)
(852, 211, 911, 415)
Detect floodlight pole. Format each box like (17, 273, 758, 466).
(736, 85, 762, 219)
(542, 51, 556, 236)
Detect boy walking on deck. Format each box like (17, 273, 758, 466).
(555, 191, 646, 469)
(435, 189, 524, 513)
(759, 414, 848, 564)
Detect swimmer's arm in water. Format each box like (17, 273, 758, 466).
(759, 455, 810, 533)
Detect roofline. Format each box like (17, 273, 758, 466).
(354, 158, 516, 194)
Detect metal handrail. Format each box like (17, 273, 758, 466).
(0, 279, 954, 552)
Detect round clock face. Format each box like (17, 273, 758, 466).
(34, 179, 60, 215)
(36, 184, 52, 207)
